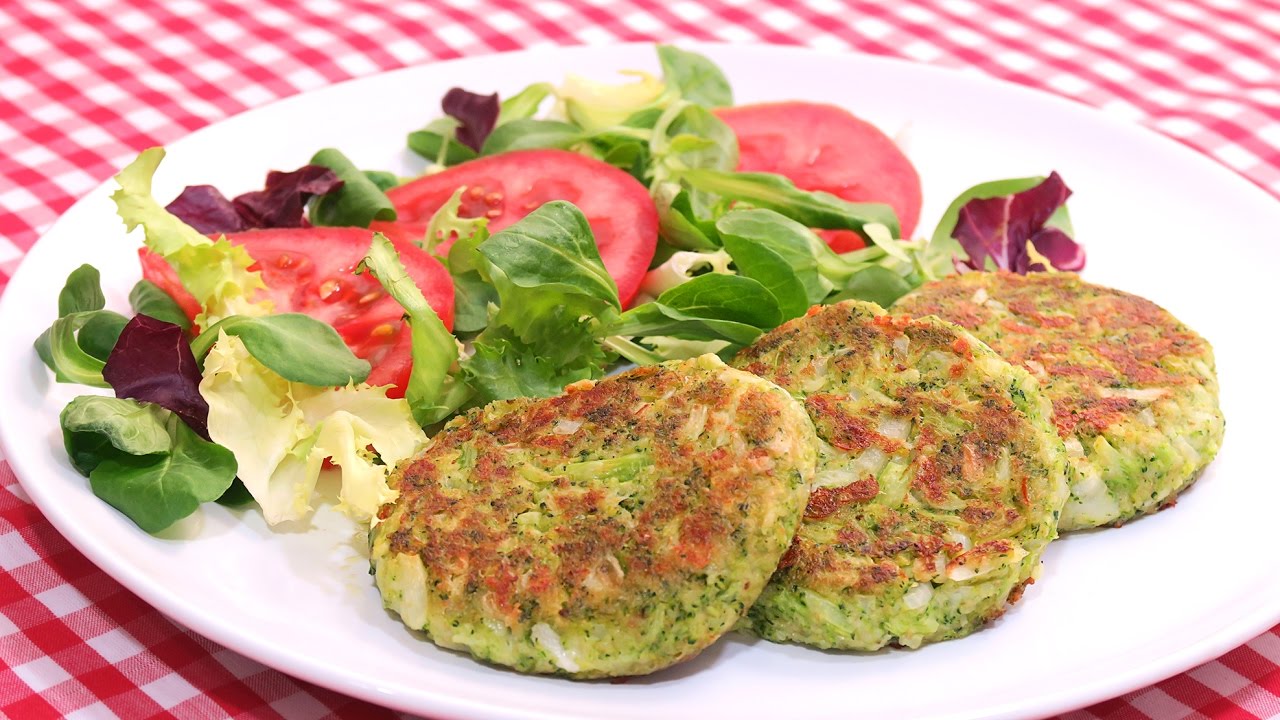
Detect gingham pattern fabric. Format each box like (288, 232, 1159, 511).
(0, 0, 1276, 717)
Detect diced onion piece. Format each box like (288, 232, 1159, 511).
(1099, 387, 1168, 402)
(903, 582, 933, 610)
(553, 419, 583, 435)
(531, 623, 580, 673)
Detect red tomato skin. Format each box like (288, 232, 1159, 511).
(138, 226, 453, 398)
(382, 149, 658, 306)
(716, 102, 923, 251)
(137, 247, 202, 324)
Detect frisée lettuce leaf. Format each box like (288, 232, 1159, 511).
(112, 147, 271, 326)
(199, 332, 424, 526)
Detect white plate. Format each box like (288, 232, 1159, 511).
(2, 43, 1278, 720)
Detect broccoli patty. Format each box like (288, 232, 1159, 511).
(894, 272, 1224, 530)
(732, 301, 1068, 650)
(370, 355, 817, 678)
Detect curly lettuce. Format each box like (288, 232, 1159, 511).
(199, 332, 424, 525)
(111, 147, 271, 326)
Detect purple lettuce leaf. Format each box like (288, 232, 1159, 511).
(102, 315, 210, 439)
(167, 166, 344, 233)
(442, 87, 500, 152)
(232, 165, 343, 229)
(165, 185, 246, 234)
(952, 172, 1085, 274)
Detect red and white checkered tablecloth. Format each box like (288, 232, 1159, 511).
(1, 1, 1277, 718)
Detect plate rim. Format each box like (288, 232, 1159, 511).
(2, 41, 1278, 720)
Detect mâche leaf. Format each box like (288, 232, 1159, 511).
(191, 314, 371, 388)
(460, 202, 622, 403)
(129, 279, 192, 330)
(408, 118, 478, 167)
(652, 183, 718, 251)
(481, 119, 585, 155)
(651, 103, 739, 231)
(60, 395, 237, 533)
(477, 200, 621, 313)
(35, 264, 128, 386)
(680, 168, 901, 240)
(657, 45, 733, 108)
(75, 313, 129, 362)
(60, 395, 171, 475)
(611, 273, 779, 347)
(36, 314, 114, 387)
(89, 412, 237, 534)
(651, 273, 781, 329)
(58, 264, 106, 316)
(828, 265, 917, 307)
(720, 234, 810, 320)
(715, 209, 837, 303)
(307, 148, 397, 227)
(363, 170, 401, 192)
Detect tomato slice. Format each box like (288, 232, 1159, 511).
(139, 226, 454, 397)
(137, 247, 202, 321)
(716, 102, 923, 252)
(378, 149, 658, 306)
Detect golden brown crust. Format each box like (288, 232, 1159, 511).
(895, 272, 1210, 438)
(372, 356, 818, 676)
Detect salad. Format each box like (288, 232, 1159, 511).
(34, 45, 1083, 534)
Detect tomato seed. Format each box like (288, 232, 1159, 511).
(276, 254, 296, 268)
(467, 186, 485, 199)
(371, 324, 395, 337)
(484, 192, 503, 205)
(318, 279, 344, 301)
(358, 290, 382, 305)
(485, 208, 501, 218)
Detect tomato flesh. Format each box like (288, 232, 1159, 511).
(717, 102, 923, 252)
(139, 226, 453, 397)
(379, 149, 658, 306)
